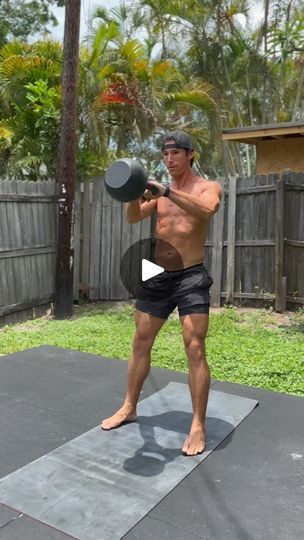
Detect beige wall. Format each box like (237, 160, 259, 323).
(256, 138, 304, 174)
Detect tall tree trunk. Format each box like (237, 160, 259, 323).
(215, 5, 250, 175)
(222, 141, 236, 176)
(262, 0, 270, 123)
(271, 62, 285, 122)
(54, 0, 81, 319)
(271, 1, 293, 122)
(292, 63, 304, 120)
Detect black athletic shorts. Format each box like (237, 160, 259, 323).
(135, 262, 213, 319)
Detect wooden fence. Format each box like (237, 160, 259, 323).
(206, 172, 304, 310)
(0, 172, 303, 325)
(73, 179, 152, 302)
(0, 180, 58, 325)
(74, 171, 304, 311)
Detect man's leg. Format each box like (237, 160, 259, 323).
(179, 313, 210, 455)
(101, 309, 166, 429)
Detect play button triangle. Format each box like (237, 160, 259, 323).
(142, 259, 164, 281)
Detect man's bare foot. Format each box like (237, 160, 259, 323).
(101, 407, 137, 431)
(182, 427, 205, 456)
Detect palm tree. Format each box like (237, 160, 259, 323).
(266, 7, 304, 122)
(0, 5, 218, 181)
(79, 10, 218, 177)
(133, 0, 303, 175)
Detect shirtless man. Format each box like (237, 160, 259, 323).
(101, 131, 222, 456)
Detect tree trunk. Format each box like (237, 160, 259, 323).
(262, 0, 270, 123)
(54, 0, 81, 319)
(292, 63, 304, 120)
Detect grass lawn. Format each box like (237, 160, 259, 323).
(0, 303, 303, 397)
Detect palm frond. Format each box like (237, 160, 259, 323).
(88, 21, 120, 66)
(0, 124, 14, 148)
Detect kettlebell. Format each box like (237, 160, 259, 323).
(105, 158, 158, 202)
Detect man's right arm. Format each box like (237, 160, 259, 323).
(125, 199, 157, 224)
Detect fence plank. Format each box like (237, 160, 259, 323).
(16, 182, 29, 302)
(73, 181, 81, 300)
(81, 181, 91, 290)
(210, 178, 225, 307)
(109, 200, 123, 300)
(119, 205, 132, 300)
(284, 172, 304, 304)
(99, 188, 113, 299)
(275, 175, 286, 312)
(89, 177, 103, 300)
(25, 181, 37, 301)
(226, 176, 237, 303)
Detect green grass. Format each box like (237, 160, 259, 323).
(0, 304, 303, 397)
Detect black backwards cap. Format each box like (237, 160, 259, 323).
(162, 130, 194, 151)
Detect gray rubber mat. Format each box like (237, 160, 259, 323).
(0, 382, 258, 540)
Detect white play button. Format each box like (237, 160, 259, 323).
(120, 239, 182, 296)
(141, 259, 164, 281)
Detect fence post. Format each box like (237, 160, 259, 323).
(226, 176, 237, 304)
(275, 174, 286, 312)
(210, 177, 225, 307)
(89, 177, 103, 300)
(73, 181, 81, 301)
(81, 180, 91, 294)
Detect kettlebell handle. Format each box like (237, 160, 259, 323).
(146, 181, 160, 196)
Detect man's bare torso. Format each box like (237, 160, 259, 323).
(154, 177, 211, 270)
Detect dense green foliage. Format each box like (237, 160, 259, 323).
(0, 0, 303, 179)
(0, 41, 62, 179)
(0, 13, 216, 180)
(1, 305, 303, 396)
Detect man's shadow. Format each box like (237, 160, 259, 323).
(123, 411, 234, 477)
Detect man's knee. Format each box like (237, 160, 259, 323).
(133, 328, 155, 353)
(184, 336, 206, 362)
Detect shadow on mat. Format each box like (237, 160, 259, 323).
(123, 411, 234, 477)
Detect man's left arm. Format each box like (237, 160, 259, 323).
(168, 182, 222, 219)
(145, 180, 222, 219)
